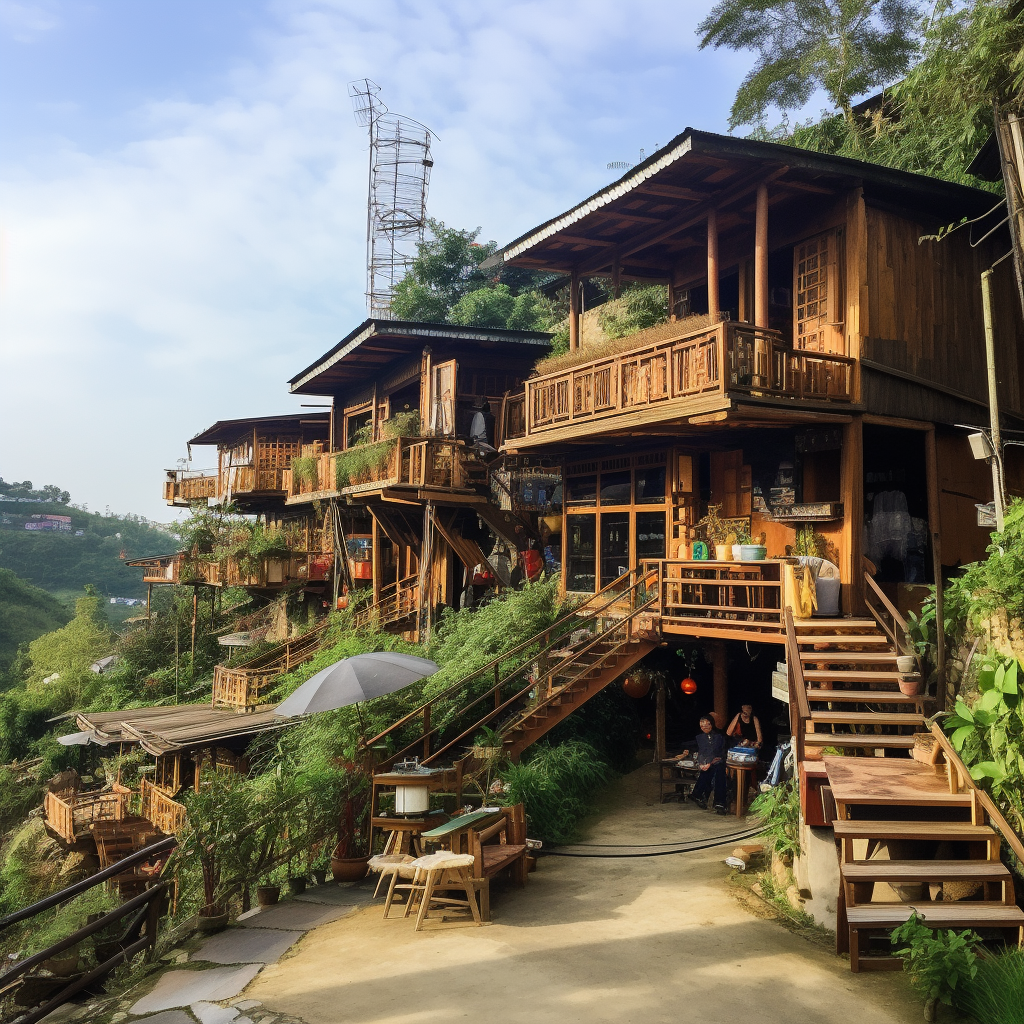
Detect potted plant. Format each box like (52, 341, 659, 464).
(731, 526, 752, 561)
(897, 633, 918, 676)
(256, 876, 281, 907)
(330, 764, 371, 882)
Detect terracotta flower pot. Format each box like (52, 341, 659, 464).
(256, 884, 281, 907)
(331, 855, 370, 882)
(898, 676, 922, 696)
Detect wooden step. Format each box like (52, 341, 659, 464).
(833, 820, 997, 842)
(842, 860, 1012, 884)
(809, 710, 924, 726)
(847, 902, 1024, 928)
(806, 689, 920, 703)
(800, 651, 898, 663)
(804, 670, 902, 682)
(797, 635, 890, 646)
(803, 734, 918, 749)
(795, 618, 878, 630)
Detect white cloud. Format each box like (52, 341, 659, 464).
(0, 0, 60, 42)
(0, 0, 733, 522)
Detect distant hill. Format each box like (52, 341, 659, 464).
(0, 568, 72, 679)
(0, 479, 179, 605)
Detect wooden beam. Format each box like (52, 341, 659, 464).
(637, 183, 714, 202)
(707, 209, 720, 317)
(579, 166, 788, 276)
(592, 210, 666, 226)
(754, 183, 768, 327)
(556, 234, 617, 248)
(569, 269, 581, 352)
(841, 415, 865, 615)
(924, 426, 946, 706)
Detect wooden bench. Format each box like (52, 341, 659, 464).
(469, 805, 528, 920)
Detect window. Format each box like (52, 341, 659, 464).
(600, 513, 630, 588)
(566, 474, 597, 507)
(636, 512, 666, 561)
(635, 465, 665, 503)
(795, 229, 845, 355)
(599, 470, 631, 506)
(566, 515, 596, 593)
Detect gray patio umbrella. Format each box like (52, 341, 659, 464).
(274, 652, 439, 718)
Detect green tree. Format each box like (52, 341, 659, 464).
(390, 219, 556, 332)
(698, 0, 924, 129)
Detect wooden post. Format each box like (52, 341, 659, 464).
(147, 583, 152, 625)
(655, 679, 666, 763)
(190, 589, 198, 678)
(612, 258, 622, 299)
(754, 184, 769, 327)
(371, 516, 382, 607)
(840, 416, 865, 615)
(710, 641, 728, 729)
(707, 209, 720, 317)
(569, 269, 581, 351)
(924, 427, 947, 705)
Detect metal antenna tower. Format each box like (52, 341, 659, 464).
(349, 79, 434, 318)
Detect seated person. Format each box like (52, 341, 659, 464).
(727, 704, 763, 749)
(674, 715, 727, 814)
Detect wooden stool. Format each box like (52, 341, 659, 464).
(727, 762, 757, 817)
(367, 853, 415, 899)
(402, 852, 482, 931)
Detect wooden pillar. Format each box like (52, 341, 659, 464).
(371, 381, 379, 442)
(924, 427, 947, 704)
(147, 583, 152, 625)
(754, 184, 769, 327)
(655, 680, 666, 763)
(840, 416, 865, 615)
(710, 641, 728, 729)
(611, 258, 622, 299)
(190, 589, 198, 675)
(707, 209, 720, 317)
(371, 516, 382, 606)
(569, 269, 581, 351)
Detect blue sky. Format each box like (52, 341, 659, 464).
(0, 0, 768, 524)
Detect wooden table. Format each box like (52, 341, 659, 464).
(822, 755, 972, 821)
(659, 759, 698, 802)
(727, 762, 757, 817)
(371, 812, 448, 856)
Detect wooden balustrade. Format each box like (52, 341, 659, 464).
(211, 664, 278, 708)
(43, 788, 131, 844)
(502, 394, 526, 441)
(164, 473, 218, 505)
(520, 321, 854, 438)
(641, 558, 785, 638)
(140, 777, 187, 834)
(352, 574, 420, 631)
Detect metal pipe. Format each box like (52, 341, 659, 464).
(981, 267, 1006, 531)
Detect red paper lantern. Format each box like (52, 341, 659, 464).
(680, 677, 698, 695)
(622, 675, 651, 699)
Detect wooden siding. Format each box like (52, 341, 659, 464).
(861, 205, 1024, 419)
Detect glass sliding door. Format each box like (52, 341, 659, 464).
(566, 515, 597, 593)
(636, 511, 666, 564)
(600, 512, 630, 588)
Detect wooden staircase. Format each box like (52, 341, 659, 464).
(363, 567, 657, 771)
(786, 580, 1024, 971)
(352, 574, 419, 634)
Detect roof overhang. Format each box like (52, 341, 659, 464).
(188, 412, 331, 447)
(288, 318, 551, 396)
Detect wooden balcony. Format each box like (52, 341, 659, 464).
(164, 472, 218, 506)
(505, 320, 854, 443)
(286, 437, 474, 504)
(639, 558, 786, 641)
(131, 550, 331, 589)
(43, 777, 132, 844)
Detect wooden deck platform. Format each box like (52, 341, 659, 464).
(823, 755, 973, 812)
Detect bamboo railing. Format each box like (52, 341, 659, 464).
(43, 788, 131, 844)
(139, 777, 187, 834)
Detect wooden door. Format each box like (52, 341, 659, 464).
(794, 229, 846, 354)
(429, 359, 457, 436)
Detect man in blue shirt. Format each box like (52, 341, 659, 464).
(676, 715, 728, 814)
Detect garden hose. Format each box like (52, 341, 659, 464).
(541, 825, 765, 858)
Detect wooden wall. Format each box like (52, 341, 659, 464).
(860, 204, 1024, 420)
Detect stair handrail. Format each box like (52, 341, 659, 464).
(421, 574, 659, 766)
(353, 573, 419, 628)
(928, 722, 1024, 867)
(361, 566, 652, 755)
(784, 607, 811, 762)
(864, 571, 907, 647)
(225, 619, 330, 672)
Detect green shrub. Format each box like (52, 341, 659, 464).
(598, 284, 669, 340)
(290, 456, 319, 490)
(749, 780, 800, 859)
(959, 948, 1024, 1024)
(891, 912, 980, 1011)
(501, 740, 612, 844)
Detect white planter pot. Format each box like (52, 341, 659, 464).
(896, 655, 917, 674)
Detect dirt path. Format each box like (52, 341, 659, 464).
(246, 768, 920, 1024)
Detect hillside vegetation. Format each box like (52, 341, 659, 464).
(0, 569, 71, 681)
(0, 479, 178, 603)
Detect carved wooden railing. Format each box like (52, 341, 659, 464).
(521, 320, 854, 437)
(164, 472, 218, 505)
(139, 777, 187, 834)
(641, 558, 785, 637)
(352, 574, 420, 632)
